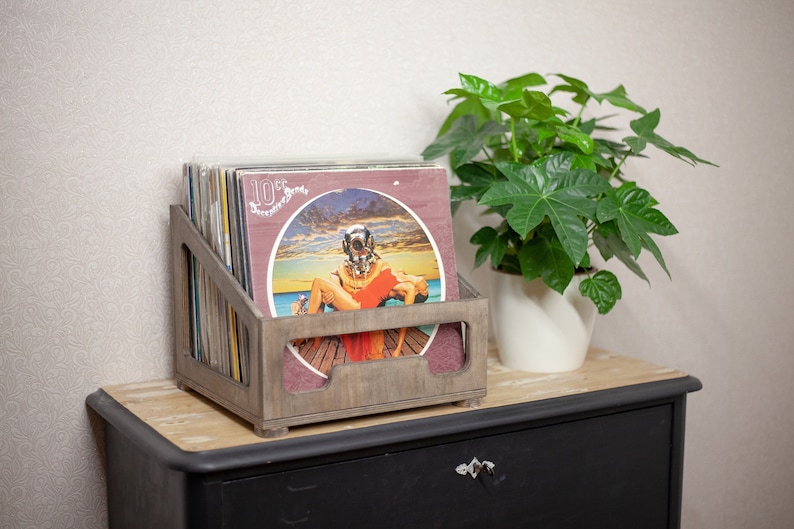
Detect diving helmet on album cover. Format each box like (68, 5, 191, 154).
(342, 224, 376, 274)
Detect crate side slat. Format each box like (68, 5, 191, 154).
(170, 205, 266, 420)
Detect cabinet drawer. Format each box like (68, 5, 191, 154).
(222, 404, 674, 528)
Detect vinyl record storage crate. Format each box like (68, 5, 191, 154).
(170, 205, 488, 437)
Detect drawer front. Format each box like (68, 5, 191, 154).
(222, 404, 674, 529)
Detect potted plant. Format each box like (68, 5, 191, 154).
(422, 71, 714, 371)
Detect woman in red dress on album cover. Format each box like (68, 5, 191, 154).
(305, 224, 429, 361)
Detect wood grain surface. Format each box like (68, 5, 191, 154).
(100, 348, 687, 452)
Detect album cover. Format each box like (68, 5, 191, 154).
(238, 163, 464, 392)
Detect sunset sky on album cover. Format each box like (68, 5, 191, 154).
(269, 188, 441, 294)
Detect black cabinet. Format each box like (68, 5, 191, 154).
(87, 353, 700, 529)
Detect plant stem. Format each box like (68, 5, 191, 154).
(609, 151, 630, 182)
(510, 118, 519, 162)
(573, 104, 585, 128)
(482, 145, 495, 165)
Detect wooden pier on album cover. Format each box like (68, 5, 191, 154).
(294, 327, 430, 376)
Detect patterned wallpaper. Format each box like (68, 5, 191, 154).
(0, 2, 458, 526)
(1, 3, 183, 526)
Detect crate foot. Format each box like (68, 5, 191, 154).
(255, 425, 289, 438)
(453, 397, 482, 409)
(176, 380, 190, 392)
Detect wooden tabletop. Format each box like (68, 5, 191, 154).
(97, 349, 689, 453)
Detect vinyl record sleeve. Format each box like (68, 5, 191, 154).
(238, 163, 464, 392)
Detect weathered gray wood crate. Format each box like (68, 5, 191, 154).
(170, 205, 488, 437)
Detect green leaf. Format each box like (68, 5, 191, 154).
(480, 157, 609, 265)
(550, 73, 592, 106)
(450, 73, 512, 113)
(455, 162, 499, 185)
(421, 115, 507, 167)
(498, 90, 555, 120)
(579, 270, 622, 314)
(450, 183, 484, 204)
(555, 123, 595, 154)
(593, 225, 649, 283)
(538, 153, 611, 195)
(459, 73, 502, 103)
(639, 233, 672, 279)
(436, 96, 492, 136)
(450, 163, 499, 205)
(518, 232, 575, 294)
(623, 108, 660, 155)
(568, 153, 599, 171)
(597, 182, 678, 258)
(433, 73, 509, 137)
(501, 73, 547, 100)
(551, 74, 647, 115)
(423, 114, 477, 160)
(592, 85, 646, 114)
(470, 226, 508, 269)
(624, 109, 717, 166)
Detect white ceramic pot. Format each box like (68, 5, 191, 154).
(488, 269, 597, 373)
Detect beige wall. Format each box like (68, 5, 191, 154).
(2, 1, 792, 527)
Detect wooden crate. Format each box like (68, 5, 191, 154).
(170, 205, 488, 437)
